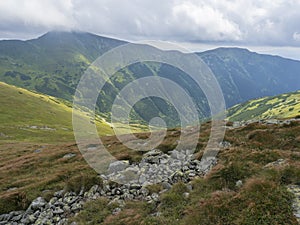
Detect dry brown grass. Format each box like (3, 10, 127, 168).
(2, 120, 300, 223)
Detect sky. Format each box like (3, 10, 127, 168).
(0, 0, 300, 59)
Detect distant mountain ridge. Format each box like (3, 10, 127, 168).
(0, 31, 125, 99)
(0, 31, 300, 126)
(198, 47, 300, 107)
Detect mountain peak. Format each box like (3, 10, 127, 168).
(199, 47, 252, 56)
(37, 30, 93, 40)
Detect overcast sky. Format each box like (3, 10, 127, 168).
(0, 0, 299, 59)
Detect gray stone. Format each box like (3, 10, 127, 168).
(0, 213, 11, 221)
(235, 180, 243, 188)
(151, 211, 162, 217)
(71, 203, 82, 212)
(161, 182, 172, 190)
(186, 184, 193, 191)
(29, 197, 46, 211)
(264, 159, 286, 168)
(49, 197, 58, 205)
(112, 207, 121, 215)
(170, 150, 185, 160)
(63, 153, 76, 159)
(219, 141, 231, 148)
(7, 187, 18, 192)
(151, 193, 160, 202)
(108, 160, 130, 174)
(28, 214, 37, 223)
(11, 214, 22, 222)
(183, 192, 190, 199)
(144, 149, 163, 157)
(54, 190, 64, 198)
(53, 208, 64, 215)
(139, 187, 149, 197)
(287, 185, 300, 223)
(138, 174, 147, 184)
(188, 172, 196, 177)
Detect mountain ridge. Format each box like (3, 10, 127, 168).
(1, 31, 300, 126)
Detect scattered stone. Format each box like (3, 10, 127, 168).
(228, 118, 300, 130)
(219, 141, 231, 148)
(151, 211, 162, 217)
(235, 180, 243, 188)
(0, 133, 8, 137)
(7, 187, 18, 192)
(186, 184, 193, 191)
(112, 207, 122, 215)
(63, 153, 76, 159)
(28, 125, 56, 130)
(183, 192, 190, 199)
(287, 185, 300, 223)
(264, 159, 286, 168)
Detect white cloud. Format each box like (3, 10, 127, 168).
(171, 2, 242, 41)
(0, 0, 300, 46)
(293, 32, 300, 41)
(0, 0, 74, 29)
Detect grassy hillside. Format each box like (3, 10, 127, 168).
(0, 81, 115, 142)
(0, 82, 147, 143)
(227, 90, 300, 121)
(0, 82, 147, 213)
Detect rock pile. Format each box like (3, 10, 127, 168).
(0, 149, 217, 225)
(287, 185, 300, 223)
(105, 149, 217, 185)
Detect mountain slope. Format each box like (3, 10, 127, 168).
(0, 31, 125, 100)
(0, 81, 115, 142)
(1, 31, 300, 126)
(198, 48, 300, 107)
(227, 90, 300, 121)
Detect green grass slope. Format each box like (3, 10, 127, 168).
(227, 90, 300, 121)
(0, 82, 149, 214)
(0, 81, 115, 142)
